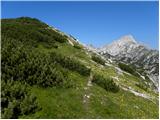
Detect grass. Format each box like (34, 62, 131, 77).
(20, 70, 88, 119)
(88, 85, 158, 119)
(29, 87, 85, 118)
(118, 73, 158, 99)
(21, 80, 158, 119)
(21, 44, 158, 119)
(38, 43, 91, 62)
(20, 68, 158, 119)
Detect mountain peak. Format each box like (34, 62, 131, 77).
(117, 34, 137, 44)
(100, 34, 139, 56)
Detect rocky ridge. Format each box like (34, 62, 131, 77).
(98, 35, 159, 91)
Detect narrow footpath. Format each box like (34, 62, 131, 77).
(83, 72, 93, 114)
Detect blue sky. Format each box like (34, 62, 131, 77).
(1, 1, 159, 49)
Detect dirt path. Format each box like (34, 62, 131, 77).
(83, 72, 93, 113)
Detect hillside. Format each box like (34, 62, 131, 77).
(1, 17, 159, 119)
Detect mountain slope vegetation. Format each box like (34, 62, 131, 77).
(1, 17, 159, 119)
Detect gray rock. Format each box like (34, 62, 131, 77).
(98, 35, 159, 91)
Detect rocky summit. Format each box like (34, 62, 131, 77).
(98, 35, 159, 91)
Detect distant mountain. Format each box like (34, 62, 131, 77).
(98, 35, 159, 91)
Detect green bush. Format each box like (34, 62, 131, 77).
(2, 36, 89, 87)
(91, 54, 105, 65)
(1, 37, 70, 87)
(118, 63, 140, 77)
(1, 17, 67, 49)
(1, 17, 91, 118)
(92, 74, 119, 93)
(73, 44, 82, 49)
(118, 63, 134, 73)
(1, 80, 40, 119)
(135, 82, 148, 91)
(50, 52, 91, 76)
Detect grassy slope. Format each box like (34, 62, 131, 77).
(2, 17, 158, 118)
(21, 42, 158, 119)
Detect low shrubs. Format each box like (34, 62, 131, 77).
(1, 37, 71, 118)
(1, 38, 69, 87)
(1, 80, 40, 119)
(135, 82, 149, 91)
(2, 17, 67, 49)
(2, 36, 90, 88)
(92, 74, 119, 93)
(50, 52, 91, 76)
(73, 44, 82, 49)
(118, 63, 140, 77)
(1, 17, 91, 118)
(91, 54, 106, 65)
